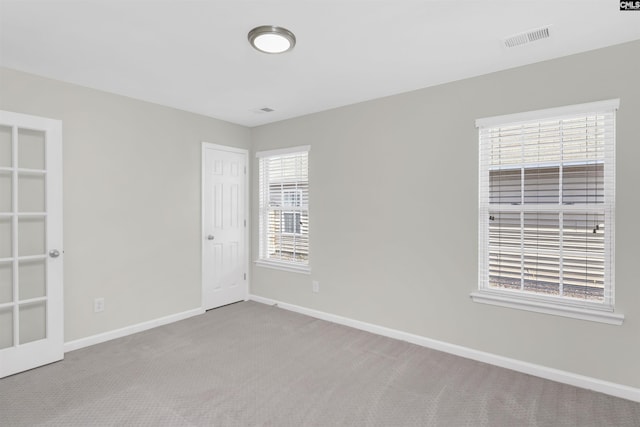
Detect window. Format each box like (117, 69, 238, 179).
(473, 100, 623, 324)
(256, 146, 310, 273)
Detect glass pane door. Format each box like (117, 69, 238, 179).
(0, 124, 13, 350)
(0, 110, 63, 378)
(0, 126, 47, 348)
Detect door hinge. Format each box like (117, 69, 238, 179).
(244, 219, 247, 227)
(244, 273, 247, 280)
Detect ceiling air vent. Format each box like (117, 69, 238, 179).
(251, 106, 276, 114)
(504, 26, 551, 48)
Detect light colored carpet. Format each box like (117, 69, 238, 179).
(1, 300, 638, 426)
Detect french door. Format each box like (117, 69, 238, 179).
(0, 110, 63, 378)
(202, 143, 248, 310)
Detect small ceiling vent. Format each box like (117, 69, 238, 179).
(251, 106, 276, 114)
(504, 26, 551, 48)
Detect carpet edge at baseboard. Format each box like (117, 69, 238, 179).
(63, 307, 205, 353)
(248, 294, 640, 403)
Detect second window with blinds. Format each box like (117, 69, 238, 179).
(256, 146, 310, 273)
(472, 99, 623, 324)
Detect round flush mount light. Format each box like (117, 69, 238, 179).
(248, 26, 296, 54)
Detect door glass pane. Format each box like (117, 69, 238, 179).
(18, 173, 45, 212)
(0, 262, 12, 304)
(0, 217, 12, 258)
(19, 301, 46, 344)
(0, 171, 11, 212)
(0, 125, 11, 168)
(19, 259, 46, 300)
(18, 217, 45, 256)
(18, 129, 45, 170)
(0, 262, 13, 304)
(0, 306, 13, 349)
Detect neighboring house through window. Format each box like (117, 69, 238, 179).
(282, 189, 302, 234)
(472, 99, 623, 325)
(256, 146, 310, 273)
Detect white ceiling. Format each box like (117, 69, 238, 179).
(1, 1, 639, 127)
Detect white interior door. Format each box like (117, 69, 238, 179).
(0, 110, 63, 378)
(202, 143, 248, 310)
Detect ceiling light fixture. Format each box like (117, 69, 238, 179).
(248, 26, 296, 54)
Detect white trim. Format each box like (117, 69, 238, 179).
(476, 98, 620, 128)
(201, 143, 207, 309)
(201, 142, 248, 154)
(470, 291, 624, 325)
(249, 294, 639, 403)
(255, 145, 310, 158)
(63, 308, 204, 353)
(254, 259, 311, 275)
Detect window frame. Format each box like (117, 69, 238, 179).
(471, 100, 624, 325)
(255, 145, 310, 274)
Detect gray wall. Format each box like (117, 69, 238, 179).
(0, 68, 250, 341)
(1, 40, 638, 389)
(250, 40, 640, 388)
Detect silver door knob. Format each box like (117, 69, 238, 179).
(207, 235, 215, 240)
(49, 249, 60, 258)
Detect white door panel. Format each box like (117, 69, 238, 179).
(0, 110, 63, 378)
(202, 144, 247, 310)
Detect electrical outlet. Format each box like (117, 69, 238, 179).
(94, 297, 105, 313)
(312, 281, 319, 293)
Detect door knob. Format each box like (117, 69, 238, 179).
(207, 235, 215, 240)
(49, 249, 60, 258)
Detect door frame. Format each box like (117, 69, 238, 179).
(201, 142, 249, 310)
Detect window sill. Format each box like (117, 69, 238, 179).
(470, 291, 624, 325)
(255, 259, 311, 275)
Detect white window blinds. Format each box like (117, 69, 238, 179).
(478, 100, 618, 309)
(257, 146, 309, 268)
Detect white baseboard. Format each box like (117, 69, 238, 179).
(64, 307, 205, 353)
(249, 294, 640, 403)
